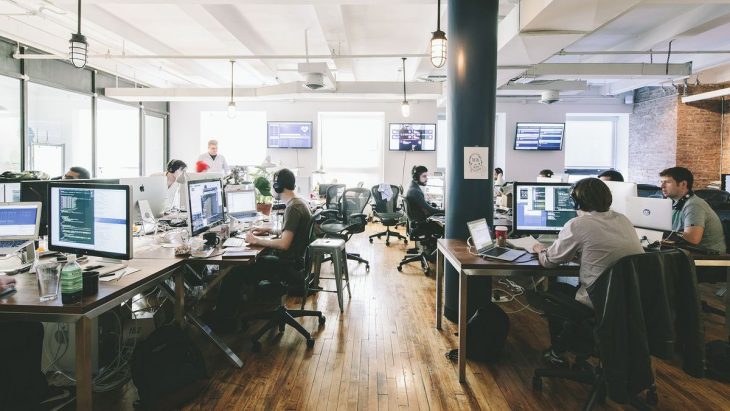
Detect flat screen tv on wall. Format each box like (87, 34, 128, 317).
(267, 121, 313, 149)
(514, 122, 565, 151)
(389, 123, 436, 151)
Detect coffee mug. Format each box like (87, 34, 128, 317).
(495, 226, 509, 247)
(203, 232, 220, 247)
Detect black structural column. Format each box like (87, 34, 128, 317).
(443, 0, 499, 322)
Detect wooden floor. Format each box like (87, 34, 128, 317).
(95, 224, 730, 410)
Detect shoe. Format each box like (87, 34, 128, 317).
(542, 349, 568, 368)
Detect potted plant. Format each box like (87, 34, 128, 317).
(252, 170, 274, 215)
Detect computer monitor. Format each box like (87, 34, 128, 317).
(602, 181, 638, 216)
(512, 182, 577, 235)
(722, 174, 730, 193)
(187, 178, 225, 236)
(225, 190, 257, 219)
(178, 172, 224, 212)
(1, 183, 21, 202)
(0, 202, 42, 240)
(48, 183, 133, 261)
(626, 197, 672, 231)
(119, 176, 168, 220)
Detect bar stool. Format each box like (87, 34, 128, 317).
(303, 238, 351, 312)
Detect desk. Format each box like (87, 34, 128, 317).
(689, 254, 730, 338)
(435, 238, 579, 384)
(0, 241, 262, 411)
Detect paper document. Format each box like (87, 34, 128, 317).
(507, 236, 541, 252)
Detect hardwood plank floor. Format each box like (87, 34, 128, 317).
(95, 224, 730, 410)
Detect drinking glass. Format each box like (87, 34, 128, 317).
(37, 261, 61, 302)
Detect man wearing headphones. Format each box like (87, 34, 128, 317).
(213, 168, 312, 332)
(660, 167, 725, 253)
(405, 165, 444, 239)
(530, 178, 643, 367)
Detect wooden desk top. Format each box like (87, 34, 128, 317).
(437, 238, 579, 271)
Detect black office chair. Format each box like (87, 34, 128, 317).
(319, 187, 372, 270)
(695, 189, 730, 210)
(325, 184, 346, 210)
(637, 184, 663, 198)
(397, 197, 435, 275)
(369, 185, 407, 246)
(240, 211, 326, 352)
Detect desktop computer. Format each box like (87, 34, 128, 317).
(602, 181, 638, 216)
(512, 182, 577, 235)
(48, 182, 133, 262)
(187, 178, 225, 236)
(119, 176, 167, 220)
(178, 172, 224, 212)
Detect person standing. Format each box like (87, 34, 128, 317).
(198, 139, 230, 174)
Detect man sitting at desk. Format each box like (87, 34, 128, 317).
(405, 166, 444, 253)
(531, 178, 644, 367)
(212, 168, 312, 332)
(659, 167, 725, 253)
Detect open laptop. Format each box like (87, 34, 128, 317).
(466, 218, 525, 262)
(226, 190, 257, 222)
(0, 202, 42, 255)
(626, 197, 672, 231)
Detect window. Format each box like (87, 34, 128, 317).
(144, 114, 165, 175)
(96, 99, 140, 178)
(0, 75, 21, 172)
(200, 111, 267, 167)
(319, 112, 384, 187)
(27, 83, 92, 178)
(564, 117, 616, 169)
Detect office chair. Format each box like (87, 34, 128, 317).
(637, 184, 663, 198)
(369, 184, 407, 246)
(397, 197, 436, 275)
(240, 211, 326, 352)
(695, 189, 730, 210)
(319, 187, 372, 270)
(325, 184, 346, 210)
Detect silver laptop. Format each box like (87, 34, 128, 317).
(466, 218, 525, 262)
(626, 197, 672, 231)
(225, 190, 258, 222)
(0, 202, 42, 255)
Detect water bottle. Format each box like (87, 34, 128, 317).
(60, 255, 83, 304)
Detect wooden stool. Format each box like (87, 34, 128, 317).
(304, 238, 351, 312)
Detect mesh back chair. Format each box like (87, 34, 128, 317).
(240, 210, 326, 352)
(369, 185, 407, 246)
(325, 184, 346, 210)
(397, 197, 435, 275)
(320, 187, 373, 270)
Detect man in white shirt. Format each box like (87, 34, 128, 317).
(198, 139, 230, 174)
(531, 177, 644, 367)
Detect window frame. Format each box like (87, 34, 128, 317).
(564, 115, 618, 170)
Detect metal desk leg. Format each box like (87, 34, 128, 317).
(187, 313, 244, 368)
(75, 317, 93, 411)
(458, 270, 468, 383)
(175, 270, 185, 327)
(436, 248, 444, 330)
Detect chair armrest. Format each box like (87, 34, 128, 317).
(348, 213, 368, 226)
(319, 209, 341, 221)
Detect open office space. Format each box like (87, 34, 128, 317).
(2, 0, 730, 410)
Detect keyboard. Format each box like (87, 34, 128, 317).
(482, 247, 510, 257)
(223, 238, 245, 248)
(0, 240, 27, 248)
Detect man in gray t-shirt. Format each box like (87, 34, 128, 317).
(660, 167, 726, 253)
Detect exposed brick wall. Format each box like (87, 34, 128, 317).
(629, 87, 677, 184)
(723, 99, 730, 174)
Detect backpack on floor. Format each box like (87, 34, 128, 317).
(705, 340, 730, 383)
(447, 302, 510, 362)
(131, 325, 208, 410)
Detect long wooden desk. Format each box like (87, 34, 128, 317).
(0, 241, 262, 411)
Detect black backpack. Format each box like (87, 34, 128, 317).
(447, 302, 510, 362)
(131, 325, 208, 410)
(706, 340, 730, 383)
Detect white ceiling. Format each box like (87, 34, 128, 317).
(2, 0, 730, 99)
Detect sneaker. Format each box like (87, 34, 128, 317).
(542, 349, 568, 368)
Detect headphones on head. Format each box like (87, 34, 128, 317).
(570, 188, 581, 211)
(273, 170, 295, 194)
(673, 191, 693, 211)
(412, 166, 428, 182)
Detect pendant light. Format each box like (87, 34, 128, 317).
(430, 0, 447, 68)
(227, 60, 236, 118)
(401, 58, 410, 118)
(69, 0, 88, 69)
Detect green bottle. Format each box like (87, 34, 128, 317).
(60, 255, 83, 304)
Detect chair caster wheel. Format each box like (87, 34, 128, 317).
(397, 266, 403, 272)
(318, 315, 326, 325)
(369, 238, 373, 243)
(532, 376, 542, 391)
(385, 241, 390, 246)
(306, 338, 315, 348)
(251, 341, 262, 353)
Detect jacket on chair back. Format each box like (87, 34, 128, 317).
(586, 250, 705, 404)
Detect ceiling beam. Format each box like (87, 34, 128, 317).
(527, 62, 692, 78)
(312, 4, 355, 81)
(499, 80, 588, 91)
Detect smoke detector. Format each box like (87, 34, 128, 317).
(539, 90, 560, 104)
(298, 63, 335, 91)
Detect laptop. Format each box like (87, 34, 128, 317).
(626, 197, 672, 231)
(0, 202, 42, 255)
(466, 218, 525, 262)
(226, 190, 258, 222)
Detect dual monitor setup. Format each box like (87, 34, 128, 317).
(511, 181, 672, 236)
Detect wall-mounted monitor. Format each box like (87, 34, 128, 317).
(389, 123, 436, 151)
(514, 122, 565, 151)
(267, 121, 313, 149)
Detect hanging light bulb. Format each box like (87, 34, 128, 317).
(226, 60, 236, 118)
(401, 57, 410, 118)
(68, 0, 88, 69)
(430, 0, 447, 68)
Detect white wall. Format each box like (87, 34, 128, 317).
(170, 100, 438, 193)
(169, 98, 634, 191)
